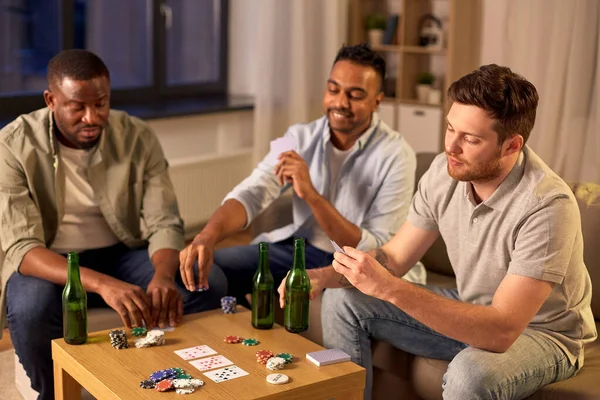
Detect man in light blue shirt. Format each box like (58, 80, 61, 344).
(179, 44, 424, 303)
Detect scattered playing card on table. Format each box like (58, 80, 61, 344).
(203, 365, 249, 383)
(330, 240, 346, 254)
(174, 345, 217, 360)
(306, 348, 351, 366)
(189, 355, 234, 371)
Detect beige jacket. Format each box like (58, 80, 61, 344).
(0, 108, 185, 335)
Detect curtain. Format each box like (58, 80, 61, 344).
(481, 0, 600, 183)
(252, 0, 349, 163)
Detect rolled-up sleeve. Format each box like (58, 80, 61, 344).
(222, 132, 292, 229)
(356, 141, 416, 250)
(141, 130, 185, 258)
(0, 144, 45, 272)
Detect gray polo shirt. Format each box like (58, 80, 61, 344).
(408, 146, 597, 365)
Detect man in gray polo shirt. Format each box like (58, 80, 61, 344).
(281, 64, 597, 399)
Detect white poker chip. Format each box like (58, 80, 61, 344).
(175, 387, 195, 394)
(266, 373, 289, 384)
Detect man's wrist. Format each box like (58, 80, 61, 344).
(304, 190, 324, 208)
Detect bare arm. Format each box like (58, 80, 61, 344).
(305, 194, 362, 247)
(193, 199, 248, 246)
(380, 274, 553, 352)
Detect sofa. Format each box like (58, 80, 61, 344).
(250, 152, 600, 400)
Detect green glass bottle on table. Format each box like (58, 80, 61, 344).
(284, 237, 311, 333)
(62, 252, 87, 345)
(252, 242, 275, 329)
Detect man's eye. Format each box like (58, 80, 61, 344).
(464, 136, 479, 145)
(328, 87, 339, 93)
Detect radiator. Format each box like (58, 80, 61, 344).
(168, 150, 254, 237)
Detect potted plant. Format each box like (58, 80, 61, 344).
(416, 71, 435, 103)
(366, 14, 387, 46)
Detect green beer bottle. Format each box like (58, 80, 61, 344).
(62, 252, 87, 345)
(251, 242, 275, 329)
(284, 238, 310, 333)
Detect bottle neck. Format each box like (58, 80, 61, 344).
(67, 259, 81, 284)
(258, 250, 270, 273)
(292, 243, 306, 271)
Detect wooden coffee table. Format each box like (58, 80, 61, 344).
(52, 308, 365, 399)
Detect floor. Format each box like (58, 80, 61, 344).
(0, 230, 253, 353)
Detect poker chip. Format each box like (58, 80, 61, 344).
(266, 357, 286, 370)
(221, 296, 237, 314)
(109, 329, 129, 349)
(224, 335, 244, 344)
(149, 368, 178, 382)
(256, 349, 274, 364)
(242, 338, 259, 346)
(135, 330, 165, 348)
(155, 379, 174, 392)
(131, 327, 147, 337)
(176, 373, 192, 379)
(266, 373, 289, 385)
(275, 352, 294, 364)
(139, 379, 155, 389)
(176, 388, 195, 395)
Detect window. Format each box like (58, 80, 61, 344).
(0, 0, 228, 117)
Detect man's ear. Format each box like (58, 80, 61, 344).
(374, 91, 384, 108)
(43, 90, 55, 110)
(503, 134, 524, 156)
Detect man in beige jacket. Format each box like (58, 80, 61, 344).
(0, 49, 226, 400)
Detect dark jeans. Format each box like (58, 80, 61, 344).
(6, 243, 227, 400)
(213, 238, 334, 308)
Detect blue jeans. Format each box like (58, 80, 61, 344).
(214, 238, 334, 307)
(6, 243, 227, 400)
(321, 287, 579, 400)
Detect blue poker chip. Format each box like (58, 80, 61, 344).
(149, 369, 177, 382)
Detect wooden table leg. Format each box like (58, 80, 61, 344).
(54, 361, 81, 400)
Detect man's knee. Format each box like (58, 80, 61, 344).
(443, 348, 499, 399)
(6, 274, 62, 330)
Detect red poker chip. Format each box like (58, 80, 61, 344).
(256, 350, 273, 356)
(155, 379, 174, 392)
(224, 335, 244, 343)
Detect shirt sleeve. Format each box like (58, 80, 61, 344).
(222, 131, 295, 229)
(141, 129, 186, 258)
(0, 143, 45, 271)
(507, 196, 578, 284)
(356, 141, 416, 250)
(407, 156, 441, 232)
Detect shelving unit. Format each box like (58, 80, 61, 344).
(349, 0, 482, 152)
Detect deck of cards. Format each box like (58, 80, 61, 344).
(266, 136, 298, 164)
(306, 348, 351, 366)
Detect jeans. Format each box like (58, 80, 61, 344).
(321, 287, 579, 400)
(213, 238, 334, 308)
(6, 243, 227, 400)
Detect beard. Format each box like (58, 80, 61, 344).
(446, 151, 503, 182)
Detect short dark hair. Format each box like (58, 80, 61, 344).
(333, 43, 386, 91)
(47, 49, 110, 87)
(448, 64, 539, 145)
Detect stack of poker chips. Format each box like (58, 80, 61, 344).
(266, 357, 287, 371)
(223, 335, 244, 344)
(275, 352, 294, 364)
(134, 329, 165, 348)
(141, 367, 204, 394)
(242, 338, 259, 346)
(256, 349, 274, 364)
(109, 329, 129, 350)
(220, 296, 237, 314)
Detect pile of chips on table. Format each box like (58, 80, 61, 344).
(109, 329, 129, 349)
(135, 329, 165, 348)
(255, 349, 293, 370)
(131, 326, 148, 337)
(140, 367, 204, 394)
(220, 296, 237, 314)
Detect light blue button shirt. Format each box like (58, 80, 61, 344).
(224, 113, 416, 252)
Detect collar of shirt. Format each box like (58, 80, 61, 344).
(321, 112, 381, 152)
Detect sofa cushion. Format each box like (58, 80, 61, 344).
(571, 183, 600, 320)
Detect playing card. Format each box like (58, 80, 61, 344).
(174, 345, 217, 361)
(203, 365, 249, 383)
(189, 355, 234, 371)
(330, 240, 346, 254)
(306, 348, 351, 366)
(266, 136, 298, 164)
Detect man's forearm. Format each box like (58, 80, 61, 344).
(195, 199, 248, 245)
(20, 247, 110, 294)
(305, 194, 361, 247)
(381, 278, 511, 352)
(151, 248, 180, 280)
(337, 247, 399, 287)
